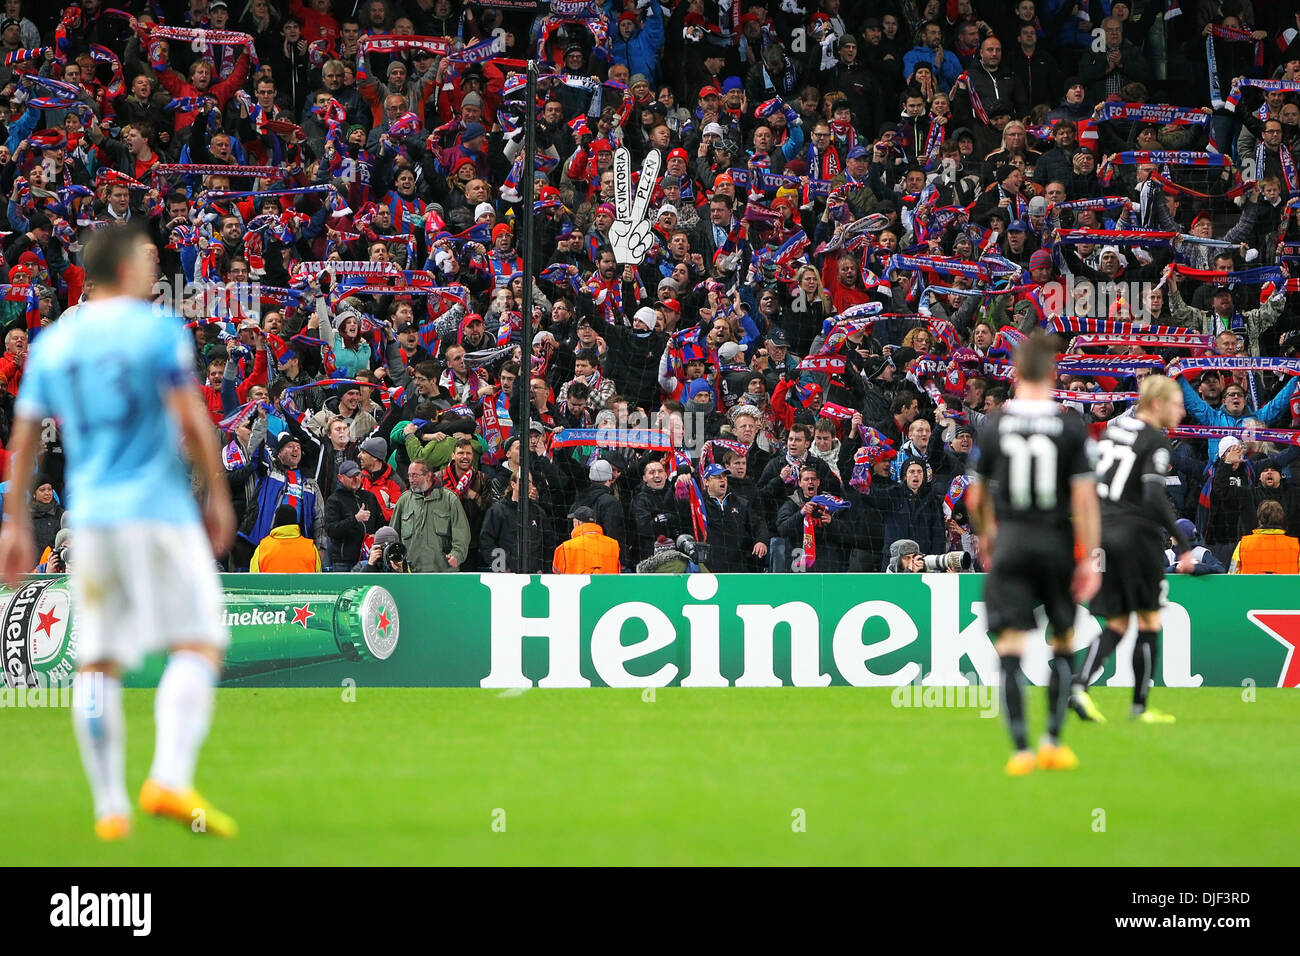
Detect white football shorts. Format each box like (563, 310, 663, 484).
(70, 522, 228, 669)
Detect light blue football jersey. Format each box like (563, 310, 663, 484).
(15, 296, 200, 526)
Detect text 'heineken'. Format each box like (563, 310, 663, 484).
(1, 579, 399, 687)
(3, 579, 75, 688)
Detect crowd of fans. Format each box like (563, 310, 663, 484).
(3, 0, 1300, 575)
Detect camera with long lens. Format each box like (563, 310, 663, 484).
(53, 547, 69, 571)
(383, 542, 407, 567)
(922, 551, 972, 572)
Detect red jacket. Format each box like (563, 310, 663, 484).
(821, 252, 875, 314)
(0, 353, 22, 398)
(158, 54, 250, 127)
(235, 348, 269, 404)
(361, 462, 405, 522)
(290, 0, 339, 42)
(200, 381, 224, 424)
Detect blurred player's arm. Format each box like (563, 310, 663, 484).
(164, 384, 236, 558)
(0, 414, 42, 584)
(1070, 475, 1101, 602)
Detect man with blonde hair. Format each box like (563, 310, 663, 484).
(1073, 375, 1195, 726)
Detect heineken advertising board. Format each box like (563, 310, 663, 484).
(3, 574, 1297, 690)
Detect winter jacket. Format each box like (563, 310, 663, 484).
(553, 521, 621, 574)
(1167, 280, 1285, 359)
(609, 3, 665, 82)
(389, 484, 472, 573)
(249, 523, 322, 573)
(324, 484, 383, 567)
(1178, 376, 1299, 460)
(695, 491, 769, 573)
(589, 308, 669, 413)
(902, 44, 962, 88)
(31, 499, 63, 555)
(237, 447, 327, 555)
(1077, 40, 1152, 106)
(630, 483, 683, 563)
(869, 480, 945, 569)
(436, 465, 493, 557)
(572, 482, 626, 548)
(776, 490, 852, 572)
(1204, 460, 1252, 549)
(402, 425, 488, 472)
(360, 461, 405, 522)
(479, 496, 547, 573)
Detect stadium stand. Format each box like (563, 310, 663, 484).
(4, 0, 1300, 576)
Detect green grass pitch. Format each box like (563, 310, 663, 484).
(1, 687, 1296, 865)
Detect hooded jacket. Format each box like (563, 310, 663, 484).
(249, 523, 322, 573)
(553, 521, 621, 574)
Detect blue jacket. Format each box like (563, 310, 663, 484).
(1179, 376, 1300, 460)
(902, 45, 962, 88)
(609, 2, 665, 83)
(1043, 0, 1110, 50)
(1164, 545, 1226, 575)
(778, 122, 806, 161)
(237, 444, 324, 549)
(6, 105, 38, 153)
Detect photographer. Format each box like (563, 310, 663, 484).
(636, 534, 710, 573)
(887, 538, 972, 573)
(888, 539, 925, 573)
(36, 528, 71, 574)
(353, 526, 412, 574)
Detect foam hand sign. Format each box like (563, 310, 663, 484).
(609, 147, 661, 265)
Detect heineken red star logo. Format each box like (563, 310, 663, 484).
(375, 606, 391, 637)
(35, 606, 60, 638)
(292, 604, 315, 629)
(1247, 611, 1300, 688)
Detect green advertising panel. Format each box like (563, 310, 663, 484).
(2, 574, 1297, 690)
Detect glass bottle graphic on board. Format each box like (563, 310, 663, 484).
(1, 578, 400, 687)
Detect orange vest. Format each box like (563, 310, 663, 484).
(553, 524, 621, 574)
(1237, 529, 1300, 574)
(250, 527, 321, 573)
